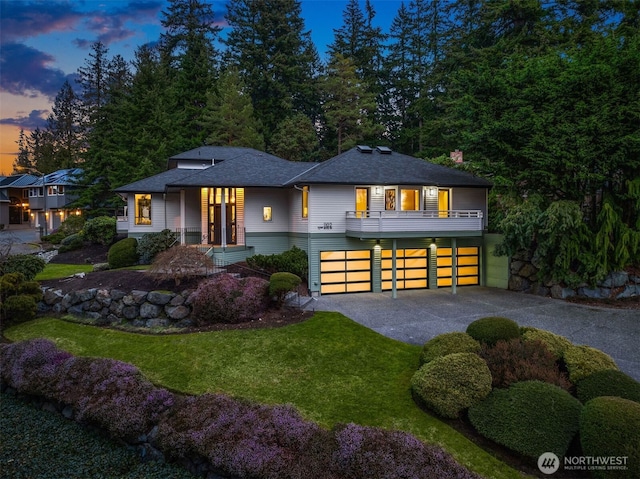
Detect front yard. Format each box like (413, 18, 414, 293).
(3, 313, 523, 479)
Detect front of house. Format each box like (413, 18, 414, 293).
(115, 146, 491, 296)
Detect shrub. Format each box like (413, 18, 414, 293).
(521, 327, 572, 359)
(40, 231, 66, 244)
(2, 295, 37, 325)
(146, 245, 214, 286)
(247, 245, 308, 278)
(58, 233, 84, 253)
(468, 381, 582, 458)
(1, 254, 46, 281)
(564, 344, 618, 383)
(137, 229, 178, 264)
(190, 273, 269, 324)
(270, 271, 301, 305)
(83, 216, 117, 245)
(107, 237, 139, 269)
(331, 423, 482, 479)
(157, 393, 330, 479)
(411, 352, 492, 419)
(576, 369, 640, 404)
(479, 338, 572, 390)
(58, 214, 85, 236)
(0, 272, 25, 300)
(419, 332, 481, 365)
(580, 396, 640, 479)
(466, 316, 520, 346)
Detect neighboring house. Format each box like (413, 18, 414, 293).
(28, 168, 84, 233)
(115, 146, 492, 296)
(0, 173, 40, 229)
(0, 169, 83, 232)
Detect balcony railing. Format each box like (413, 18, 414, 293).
(345, 210, 484, 234)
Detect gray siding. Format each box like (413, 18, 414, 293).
(452, 188, 488, 228)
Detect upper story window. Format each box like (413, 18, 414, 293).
(385, 189, 396, 210)
(47, 185, 64, 195)
(355, 187, 368, 217)
(401, 188, 420, 211)
(301, 186, 309, 218)
(29, 187, 43, 197)
(135, 194, 152, 225)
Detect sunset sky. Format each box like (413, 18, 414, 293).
(0, 0, 402, 175)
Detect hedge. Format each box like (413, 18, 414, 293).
(419, 332, 481, 365)
(411, 352, 492, 419)
(564, 344, 618, 383)
(107, 237, 139, 269)
(466, 316, 520, 346)
(576, 369, 640, 404)
(520, 327, 572, 359)
(468, 381, 582, 459)
(580, 396, 640, 479)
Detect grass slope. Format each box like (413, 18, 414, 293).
(4, 315, 525, 479)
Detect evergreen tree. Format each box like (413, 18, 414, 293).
(270, 113, 319, 162)
(46, 80, 83, 170)
(76, 41, 111, 128)
(321, 54, 380, 155)
(160, 0, 221, 150)
(27, 128, 56, 175)
(224, 0, 319, 147)
(201, 68, 264, 149)
(13, 129, 33, 173)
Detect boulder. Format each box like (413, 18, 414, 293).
(147, 291, 173, 305)
(139, 302, 162, 319)
(165, 305, 190, 320)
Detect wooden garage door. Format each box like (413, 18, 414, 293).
(382, 248, 428, 290)
(320, 250, 371, 294)
(437, 247, 479, 287)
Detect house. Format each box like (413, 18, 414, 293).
(115, 146, 492, 296)
(0, 169, 83, 232)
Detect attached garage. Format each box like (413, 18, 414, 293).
(436, 246, 479, 287)
(320, 250, 372, 294)
(382, 248, 428, 290)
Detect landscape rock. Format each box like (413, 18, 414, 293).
(147, 291, 173, 305)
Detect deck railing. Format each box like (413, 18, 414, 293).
(345, 210, 484, 233)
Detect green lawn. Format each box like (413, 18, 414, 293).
(35, 263, 94, 281)
(4, 314, 526, 479)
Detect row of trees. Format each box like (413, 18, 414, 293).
(14, 0, 640, 283)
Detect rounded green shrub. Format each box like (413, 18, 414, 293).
(468, 381, 582, 459)
(107, 238, 139, 269)
(564, 344, 618, 383)
(521, 327, 573, 359)
(0, 272, 25, 299)
(1, 254, 46, 281)
(83, 216, 117, 245)
(580, 396, 640, 479)
(136, 229, 178, 264)
(576, 369, 640, 404)
(2, 294, 37, 325)
(419, 332, 481, 365)
(411, 352, 492, 419)
(269, 271, 301, 305)
(466, 316, 520, 346)
(58, 233, 84, 253)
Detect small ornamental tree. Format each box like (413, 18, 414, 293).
(146, 245, 214, 286)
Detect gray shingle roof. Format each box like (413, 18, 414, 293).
(288, 147, 492, 187)
(114, 168, 202, 193)
(0, 174, 39, 188)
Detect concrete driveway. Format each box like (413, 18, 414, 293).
(305, 286, 640, 381)
(0, 226, 42, 255)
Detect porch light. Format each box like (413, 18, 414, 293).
(428, 187, 436, 197)
(375, 186, 382, 195)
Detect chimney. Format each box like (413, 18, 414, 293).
(450, 149, 463, 163)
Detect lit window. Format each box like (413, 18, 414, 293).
(302, 186, 309, 218)
(401, 189, 420, 211)
(57, 185, 64, 195)
(263, 206, 272, 222)
(355, 187, 368, 217)
(135, 194, 152, 225)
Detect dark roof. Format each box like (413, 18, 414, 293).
(0, 174, 39, 188)
(289, 147, 492, 187)
(114, 168, 202, 193)
(116, 146, 491, 193)
(42, 168, 83, 186)
(169, 149, 313, 188)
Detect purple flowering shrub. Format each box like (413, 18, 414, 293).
(190, 273, 269, 324)
(331, 423, 483, 479)
(157, 393, 333, 479)
(0, 339, 72, 397)
(49, 356, 174, 441)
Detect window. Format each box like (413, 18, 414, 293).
(22, 190, 29, 199)
(263, 206, 272, 222)
(401, 188, 420, 211)
(438, 189, 450, 218)
(385, 189, 396, 210)
(135, 194, 152, 225)
(301, 186, 309, 218)
(57, 185, 64, 195)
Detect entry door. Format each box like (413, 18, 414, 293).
(208, 188, 236, 245)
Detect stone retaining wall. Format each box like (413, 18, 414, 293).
(509, 252, 640, 300)
(39, 287, 196, 328)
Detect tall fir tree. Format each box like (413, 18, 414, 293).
(160, 0, 221, 151)
(13, 129, 34, 173)
(46, 80, 83, 171)
(224, 0, 319, 148)
(201, 68, 264, 149)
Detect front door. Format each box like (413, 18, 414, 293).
(208, 188, 236, 245)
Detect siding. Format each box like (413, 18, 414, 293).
(484, 233, 509, 289)
(452, 188, 488, 228)
(127, 193, 168, 235)
(244, 188, 289, 233)
(308, 185, 353, 233)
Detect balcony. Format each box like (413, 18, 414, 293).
(345, 210, 484, 238)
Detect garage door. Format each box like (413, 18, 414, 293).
(382, 248, 428, 290)
(320, 250, 371, 294)
(437, 247, 479, 287)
